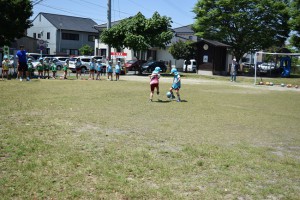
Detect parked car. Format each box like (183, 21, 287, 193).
(53, 56, 70, 66)
(125, 59, 146, 71)
(183, 59, 197, 72)
(141, 61, 167, 73)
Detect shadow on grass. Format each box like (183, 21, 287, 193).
(153, 99, 188, 103)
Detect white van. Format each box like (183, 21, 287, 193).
(183, 59, 197, 72)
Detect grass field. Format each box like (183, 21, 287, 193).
(0, 74, 300, 199)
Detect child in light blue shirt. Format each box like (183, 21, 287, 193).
(114, 61, 121, 81)
(169, 68, 181, 102)
(107, 61, 113, 81)
(89, 58, 96, 80)
(96, 59, 102, 80)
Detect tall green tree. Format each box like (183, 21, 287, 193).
(168, 40, 194, 72)
(100, 12, 173, 56)
(0, 0, 33, 46)
(192, 0, 290, 61)
(289, 0, 300, 50)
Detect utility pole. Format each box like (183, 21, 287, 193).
(107, 0, 111, 61)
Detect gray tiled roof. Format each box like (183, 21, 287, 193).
(195, 38, 231, 47)
(172, 25, 194, 34)
(40, 12, 98, 33)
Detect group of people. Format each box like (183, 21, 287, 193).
(73, 58, 122, 81)
(34, 57, 62, 79)
(149, 66, 181, 102)
(1, 45, 124, 81)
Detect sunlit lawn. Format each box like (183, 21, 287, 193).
(0, 75, 299, 199)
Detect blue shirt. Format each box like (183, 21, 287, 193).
(172, 73, 181, 89)
(107, 65, 113, 73)
(97, 63, 102, 71)
(89, 62, 96, 70)
(16, 50, 27, 63)
(115, 64, 121, 73)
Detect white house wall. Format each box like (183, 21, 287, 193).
(94, 39, 134, 61)
(27, 14, 57, 54)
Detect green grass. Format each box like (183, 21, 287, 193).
(0, 76, 300, 199)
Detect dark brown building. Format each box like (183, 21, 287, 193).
(192, 39, 230, 75)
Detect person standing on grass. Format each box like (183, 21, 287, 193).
(169, 68, 181, 102)
(89, 57, 96, 80)
(27, 58, 34, 79)
(114, 60, 121, 81)
(75, 58, 82, 79)
(149, 66, 161, 102)
(50, 59, 57, 79)
(63, 59, 69, 79)
(96, 59, 102, 80)
(2, 55, 10, 80)
(43, 57, 50, 79)
(107, 60, 113, 81)
(230, 58, 238, 82)
(16, 45, 29, 81)
(36, 58, 44, 79)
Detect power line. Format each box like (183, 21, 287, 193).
(38, 2, 106, 23)
(32, 0, 44, 6)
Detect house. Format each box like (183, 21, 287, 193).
(192, 39, 231, 75)
(27, 12, 98, 55)
(158, 25, 198, 71)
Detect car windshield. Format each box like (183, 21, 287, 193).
(81, 59, 90, 62)
(127, 60, 136, 64)
(93, 56, 103, 60)
(69, 57, 77, 61)
(57, 57, 68, 61)
(144, 61, 154, 65)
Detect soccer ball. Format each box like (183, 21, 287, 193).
(166, 92, 172, 98)
(281, 83, 285, 87)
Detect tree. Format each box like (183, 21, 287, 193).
(0, 0, 33, 46)
(289, 0, 300, 49)
(79, 44, 93, 55)
(192, 0, 290, 62)
(168, 40, 194, 72)
(100, 12, 173, 57)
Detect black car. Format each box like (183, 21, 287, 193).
(141, 61, 167, 73)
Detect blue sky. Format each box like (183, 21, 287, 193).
(31, 0, 197, 28)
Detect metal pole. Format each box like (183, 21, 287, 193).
(254, 52, 257, 85)
(107, 0, 111, 61)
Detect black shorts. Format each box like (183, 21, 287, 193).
(18, 62, 28, 72)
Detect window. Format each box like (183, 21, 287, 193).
(188, 36, 193, 40)
(33, 33, 36, 38)
(88, 35, 95, 42)
(62, 33, 79, 40)
(38, 34, 41, 38)
(100, 49, 106, 57)
(47, 32, 50, 39)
